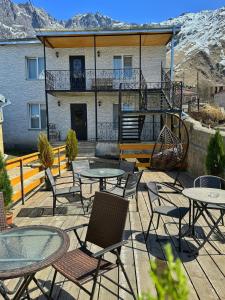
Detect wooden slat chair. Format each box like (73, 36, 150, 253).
(49, 192, 136, 300)
(46, 168, 85, 216)
(72, 160, 98, 194)
(145, 182, 189, 251)
(104, 171, 143, 211)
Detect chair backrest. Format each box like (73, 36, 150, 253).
(194, 175, 225, 189)
(45, 168, 56, 193)
(119, 160, 135, 174)
(147, 182, 160, 203)
(0, 192, 7, 232)
(72, 160, 90, 175)
(86, 192, 129, 249)
(124, 171, 143, 197)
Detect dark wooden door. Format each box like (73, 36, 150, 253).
(70, 104, 87, 140)
(70, 56, 86, 91)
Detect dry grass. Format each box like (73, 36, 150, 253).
(190, 104, 225, 126)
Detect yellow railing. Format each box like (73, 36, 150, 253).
(6, 145, 67, 203)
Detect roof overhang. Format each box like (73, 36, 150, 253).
(36, 27, 181, 48)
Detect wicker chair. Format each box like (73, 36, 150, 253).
(194, 175, 225, 226)
(150, 113, 189, 192)
(49, 192, 136, 299)
(46, 168, 85, 216)
(72, 160, 98, 193)
(104, 171, 143, 211)
(145, 182, 189, 251)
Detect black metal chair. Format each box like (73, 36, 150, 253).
(106, 160, 136, 187)
(104, 171, 143, 211)
(49, 192, 136, 300)
(194, 175, 225, 225)
(72, 160, 98, 193)
(145, 182, 189, 251)
(46, 168, 85, 216)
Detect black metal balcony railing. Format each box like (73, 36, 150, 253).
(97, 121, 161, 141)
(46, 68, 141, 92)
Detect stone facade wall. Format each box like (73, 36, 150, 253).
(184, 116, 223, 177)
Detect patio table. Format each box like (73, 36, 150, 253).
(0, 225, 69, 300)
(80, 168, 125, 191)
(182, 187, 225, 254)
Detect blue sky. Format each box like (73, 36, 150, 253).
(14, 0, 225, 23)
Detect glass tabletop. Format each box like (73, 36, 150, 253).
(0, 225, 69, 279)
(80, 168, 125, 179)
(182, 187, 225, 205)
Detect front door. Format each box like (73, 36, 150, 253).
(70, 104, 87, 140)
(70, 56, 86, 91)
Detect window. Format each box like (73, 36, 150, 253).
(123, 56, 133, 79)
(113, 56, 133, 79)
(29, 104, 46, 129)
(26, 57, 44, 80)
(113, 104, 119, 129)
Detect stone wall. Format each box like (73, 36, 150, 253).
(184, 116, 222, 177)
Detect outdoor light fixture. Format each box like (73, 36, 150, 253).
(55, 51, 59, 58)
(97, 50, 100, 57)
(57, 100, 61, 107)
(98, 100, 102, 107)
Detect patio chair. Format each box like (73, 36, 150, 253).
(49, 192, 136, 300)
(149, 113, 189, 193)
(145, 182, 189, 251)
(103, 171, 143, 211)
(106, 160, 136, 187)
(194, 175, 225, 226)
(46, 168, 85, 216)
(0, 192, 30, 299)
(72, 160, 98, 193)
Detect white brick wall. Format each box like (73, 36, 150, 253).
(0, 40, 167, 148)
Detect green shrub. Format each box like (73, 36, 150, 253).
(139, 244, 189, 300)
(205, 130, 225, 176)
(38, 133, 54, 169)
(66, 129, 78, 163)
(0, 152, 13, 207)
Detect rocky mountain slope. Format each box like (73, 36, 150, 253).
(0, 0, 225, 86)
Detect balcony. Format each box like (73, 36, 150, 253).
(46, 68, 141, 92)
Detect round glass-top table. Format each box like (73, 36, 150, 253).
(80, 168, 125, 191)
(0, 225, 69, 280)
(182, 187, 225, 254)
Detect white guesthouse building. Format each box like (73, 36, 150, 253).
(0, 27, 181, 149)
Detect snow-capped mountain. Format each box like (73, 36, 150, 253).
(161, 7, 225, 85)
(0, 0, 225, 85)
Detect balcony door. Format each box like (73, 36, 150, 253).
(70, 56, 86, 91)
(70, 104, 87, 140)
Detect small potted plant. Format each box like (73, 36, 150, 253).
(38, 132, 54, 190)
(66, 129, 78, 169)
(0, 151, 13, 224)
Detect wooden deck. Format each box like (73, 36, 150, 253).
(5, 169, 225, 300)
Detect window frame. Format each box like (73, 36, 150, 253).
(26, 57, 45, 81)
(28, 103, 46, 130)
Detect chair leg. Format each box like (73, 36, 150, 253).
(220, 210, 224, 226)
(156, 215, 160, 230)
(53, 195, 57, 216)
(118, 256, 136, 299)
(145, 213, 154, 241)
(80, 192, 85, 215)
(178, 218, 182, 252)
(135, 193, 139, 212)
(90, 276, 98, 300)
(49, 270, 57, 298)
